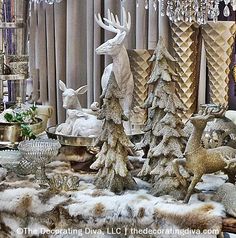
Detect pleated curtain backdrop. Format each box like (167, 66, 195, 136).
(29, 0, 159, 125)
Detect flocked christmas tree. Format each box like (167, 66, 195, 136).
(90, 71, 137, 194)
(138, 37, 187, 199)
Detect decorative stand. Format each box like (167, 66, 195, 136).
(47, 126, 98, 172)
(0, 16, 27, 107)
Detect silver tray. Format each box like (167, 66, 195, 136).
(0, 150, 22, 166)
(0, 22, 24, 29)
(0, 74, 26, 81)
(46, 126, 97, 147)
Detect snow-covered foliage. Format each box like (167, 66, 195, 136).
(90, 71, 137, 194)
(138, 37, 186, 199)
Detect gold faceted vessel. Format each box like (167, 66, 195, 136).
(127, 49, 154, 130)
(202, 21, 236, 105)
(170, 21, 201, 121)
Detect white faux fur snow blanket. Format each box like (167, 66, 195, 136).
(0, 161, 226, 238)
(0, 177, 224, 238)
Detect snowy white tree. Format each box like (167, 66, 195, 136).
(138, 37, 187, 199)
(90, 71, 137, 194)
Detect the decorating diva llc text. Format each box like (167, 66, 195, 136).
(16, 227, 220, 236)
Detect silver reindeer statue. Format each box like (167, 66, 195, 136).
(95, 7, 134, 130)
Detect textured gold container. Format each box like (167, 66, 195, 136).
(202, 21, 236, 105)
(0, 118, 44, 148)
(170, 22, 201, 121)
(127, 49, 154, 128)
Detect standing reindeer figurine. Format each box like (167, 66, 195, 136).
(173, 106, 236, 203)
(95, 7, 134, 128)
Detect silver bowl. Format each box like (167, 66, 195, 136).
(46, 126, 97, 146)
(18, 139, 61, 184)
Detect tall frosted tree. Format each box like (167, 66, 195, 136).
(138, 37, 187, 199)
(90, 71, 137, 194)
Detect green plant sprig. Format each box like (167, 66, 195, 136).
(3, 105, 38, 139)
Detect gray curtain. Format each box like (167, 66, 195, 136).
(29, 0, 159, 125)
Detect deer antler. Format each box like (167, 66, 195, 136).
(95, 7, 131, 34)
(198, 106, 213, 116)
(210, 105, 227, 117)
(95, 10, 119, 33)
(198, 104, 227, 118)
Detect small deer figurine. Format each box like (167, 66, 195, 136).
(56, 81, 102, 137)
(95, 7, 134, 121)
(173, 106, 236, 203)
(59, 80, 88, 110)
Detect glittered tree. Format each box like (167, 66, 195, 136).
(90, 71, 137, 194)
(138, 37, 187, 199)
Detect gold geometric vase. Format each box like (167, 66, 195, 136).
(127, 49, 154, 128)
(201, 21, 236, 105)
(170, 22, 201, 121)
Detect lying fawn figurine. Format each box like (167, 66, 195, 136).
(56, 81, 102, 137)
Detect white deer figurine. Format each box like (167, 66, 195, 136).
(95, 7, 134, 124)
(56, 80, 102, 137)
(59, 80, 88, 110)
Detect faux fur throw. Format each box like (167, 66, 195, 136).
(0, 163, 225, 238)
